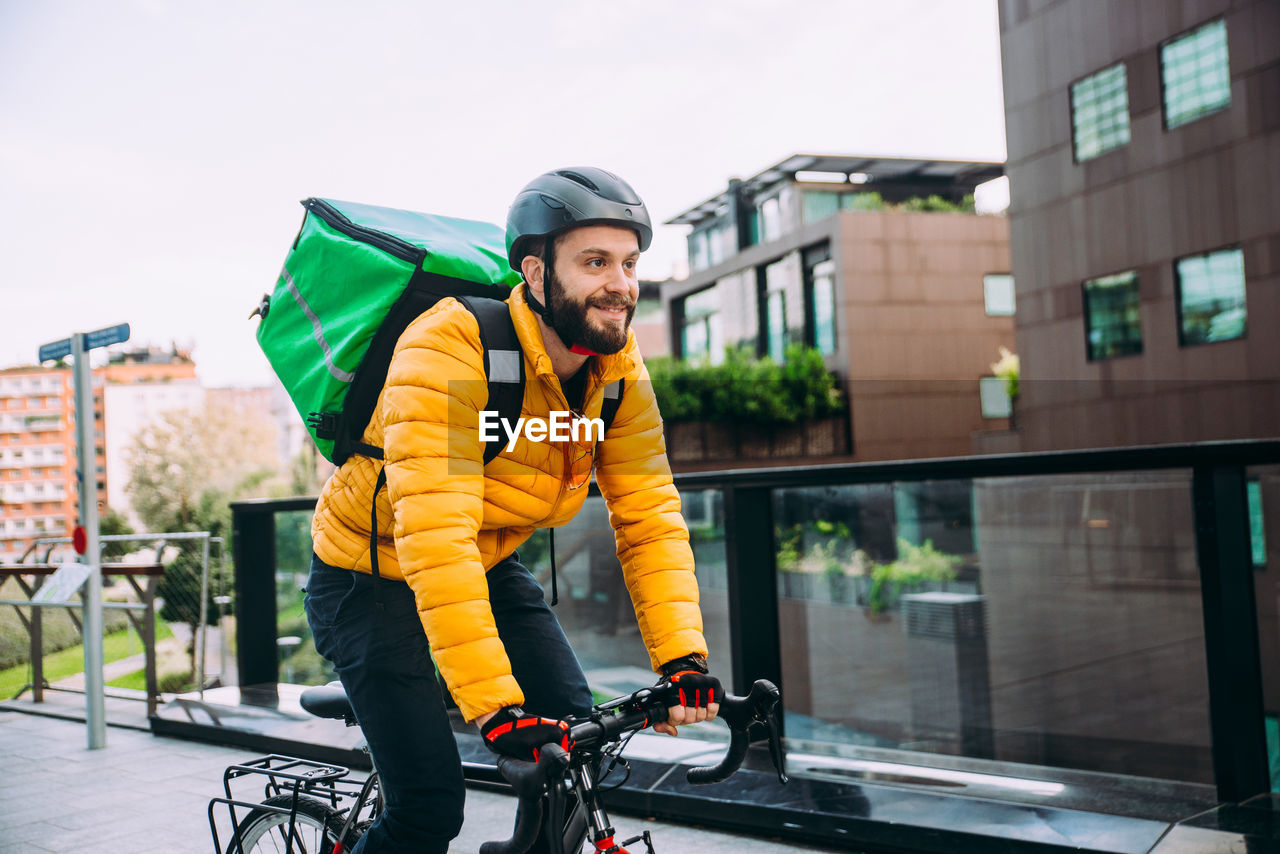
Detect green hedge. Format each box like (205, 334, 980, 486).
(648, 345, 843, 425)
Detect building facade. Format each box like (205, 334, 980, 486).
(996, 0, 1280, 451)
(662, 154, 1016, 463)
(102, 347, 204, 522)
(0, 368, 82, 562)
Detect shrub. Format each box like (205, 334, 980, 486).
(649, 346, 843, 425)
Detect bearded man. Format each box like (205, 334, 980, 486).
(305, 168, 721, 854)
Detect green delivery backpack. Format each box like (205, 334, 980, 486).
(252, 197, 527, 466)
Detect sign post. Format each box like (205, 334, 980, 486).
(39, 322, 129, 750)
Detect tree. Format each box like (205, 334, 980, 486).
(125, 404, 284, 682)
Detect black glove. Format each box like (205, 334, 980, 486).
(480, 706, 573, 761)
(659, 654, 721, 709)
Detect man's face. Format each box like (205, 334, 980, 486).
(540, 225, 639, 355)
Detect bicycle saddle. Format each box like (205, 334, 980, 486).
(300, 681, 356, 722)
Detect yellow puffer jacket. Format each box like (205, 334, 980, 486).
(312, 284, 706, 722)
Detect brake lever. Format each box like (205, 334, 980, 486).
(765, 710, 789, 785)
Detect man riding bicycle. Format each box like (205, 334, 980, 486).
(305, 168, 722, 853)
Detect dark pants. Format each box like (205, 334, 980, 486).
(305, 552, 592, 854)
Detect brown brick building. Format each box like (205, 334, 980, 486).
(661, 154, 1015, 465)
(995, 0, 1280, 451)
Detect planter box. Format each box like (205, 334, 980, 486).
(663, 416, 851, 464)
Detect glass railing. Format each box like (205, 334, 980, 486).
(231, 439, 1280, 808)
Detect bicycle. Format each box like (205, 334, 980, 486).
(208, 677, 787, 854)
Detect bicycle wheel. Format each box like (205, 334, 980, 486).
(227, 794, 359, 854)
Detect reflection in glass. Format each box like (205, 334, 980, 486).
(1177, 247, 1247, 345)
(773, 473, 1214, 784)
(525, 492, 731, 728)
(275, 509, 335, 686)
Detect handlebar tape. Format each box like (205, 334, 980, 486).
(479, 745, 569, 854)
(687, 726, 750, 784)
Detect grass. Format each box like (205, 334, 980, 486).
(0, 620, 174, 699)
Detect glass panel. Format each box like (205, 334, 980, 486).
(773, 472, 1214, 784)
(803, 191, 840, 224)
(526, 492, 731, 739)
(689, 230, 709, 273)
(767, 291, 787, 363)
(1177, 247, 1247, 345)
(1162, 19, 1231, 128)
(813, 260, 837, 355)
(983, 273, 1016, 316)
(1071, 63, 1131, 161)
(1251, 479, 1267, 568)
(1084, 270, 1143, 360)
(1250, 466, 1280, 790)
(275, 509, 334, 685)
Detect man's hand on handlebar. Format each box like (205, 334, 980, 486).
(478, 706, 573, 761)
(654, 655, 722, 737)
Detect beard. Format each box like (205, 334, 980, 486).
(545, 267, 635, 355)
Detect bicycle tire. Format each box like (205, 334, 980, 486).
(227, 794, 359, 854)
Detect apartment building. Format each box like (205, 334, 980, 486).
(0, 347, 202, 559)
(996, 0, 1279, 450)
(0, 367, 89, 562)
(661, 153, 1015, 463)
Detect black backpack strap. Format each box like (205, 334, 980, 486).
(600, 379, 624, 435)
(458, 296, 525, 465)
(369, 465, 387, 608)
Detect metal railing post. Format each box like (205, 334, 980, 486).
(723, 485, 784, 721)
(1193, 462, 1270, 802)
(232, 504, 280, 687)
(196, 533, 211, 694)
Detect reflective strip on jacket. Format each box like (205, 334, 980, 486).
(311, 284, 706, 722)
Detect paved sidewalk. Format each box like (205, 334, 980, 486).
(0, 711, 820, 853)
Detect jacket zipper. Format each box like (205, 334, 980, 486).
(306, 199, 425, 265)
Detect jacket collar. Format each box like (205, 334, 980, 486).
(508, 283, 636, 388)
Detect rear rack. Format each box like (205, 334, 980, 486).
(208, 755, 364, 854)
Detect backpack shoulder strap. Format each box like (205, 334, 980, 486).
(458, 296, 524, 465)
(601, 379, 624, 435)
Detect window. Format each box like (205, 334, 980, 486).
(1084, 271, 1143, 360)
(1177, 247, 1246, 346)
(758, 197, 782, 243)
(1070, 63, 1131, 161)
(980, 377, 1013, 418)
(983, 274, 1016, 316)
(802, 191, 840, 224)
(812, 260, 837, 355)
(766, 291, 787, 362)
(688, 230, 709, 273)
(681, 288, 722, 364)
(1161, 18, 1231, 129)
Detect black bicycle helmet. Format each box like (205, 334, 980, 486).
(505, 167, 653, 273)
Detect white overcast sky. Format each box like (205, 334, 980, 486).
(1, 0, 1008, 387)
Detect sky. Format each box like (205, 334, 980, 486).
(0, 0, 1008, 387)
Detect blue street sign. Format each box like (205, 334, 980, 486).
(38, 339, 72, 362)
(84, 323, 130, 350)
(38, 323, 130, 362)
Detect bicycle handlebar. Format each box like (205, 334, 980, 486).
(488, 679, 787, 852)
(478, 745, 570, 854)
